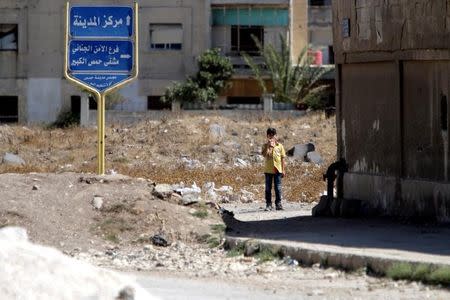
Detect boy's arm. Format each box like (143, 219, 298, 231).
(262, 143, 271, 157)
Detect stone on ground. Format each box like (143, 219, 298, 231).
(2, 152, 25, 165)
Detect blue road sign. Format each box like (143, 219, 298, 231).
(70, 6, 133, 38)
(67, 6, 135, 93)
(69, 40, 133, 72)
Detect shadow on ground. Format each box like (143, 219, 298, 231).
(221, 210, 450, 257)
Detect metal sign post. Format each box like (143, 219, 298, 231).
(64, 2, 139, 175)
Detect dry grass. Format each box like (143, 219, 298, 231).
(0, 112, 336, 202)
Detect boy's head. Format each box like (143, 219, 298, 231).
(266, 127, 277, 138)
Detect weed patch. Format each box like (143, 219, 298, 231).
(210, 223, 226, 234)
(226, 243, 245, 257)
(255, 248, 278, 264)
(191, 208, 208, 219)
(94, 217, 134, 243)
(387, 263, 450, 286)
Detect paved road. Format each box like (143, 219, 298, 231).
(134, 273, 293, 300)
(222, 202, 450, 266)
(128, 269, 449, 300)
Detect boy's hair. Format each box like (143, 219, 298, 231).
(266, 127, 277, 136)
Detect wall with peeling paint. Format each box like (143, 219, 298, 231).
(333, 0, 450, 220)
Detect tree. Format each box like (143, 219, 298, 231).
(162, 49, 233, 104)
(242, 35, 330, 108)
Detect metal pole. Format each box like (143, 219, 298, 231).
(96, 92, 106, 175)
(101, 93, 106, 174)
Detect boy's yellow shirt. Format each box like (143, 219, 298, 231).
(263, 143, 286, 174)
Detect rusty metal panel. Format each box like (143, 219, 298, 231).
(341, 62, 401, 176)
(333, 0, 450, 63)
(403, 61, 450, 181)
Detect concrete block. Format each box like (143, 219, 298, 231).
(312, 195, 332, 217)
(287, 143, 315, 159)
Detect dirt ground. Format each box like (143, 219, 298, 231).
(0, 112, 336, 202)
(0, 111, 336, 251)
(1, 112, 449, 298)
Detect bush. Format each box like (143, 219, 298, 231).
(162, 48, 233, 104)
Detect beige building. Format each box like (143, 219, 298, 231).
(308, 0, 333, 64)
(0, 0, 307, 123)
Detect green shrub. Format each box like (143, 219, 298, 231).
(162, 48, 233, 104)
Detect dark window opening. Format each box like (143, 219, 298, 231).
(89, 96, 97, 110)
(0, 96, 18, 123)
(231, 25, 263, 55)
(309, 0, 331, 6)
(328, 46, 335, 64)
(227, 97, 261, 105)
(0, 24, 18, 50)
(441, 94, 448, 132)
(147, 96, 171, 110)
(71, 96, 81, 115)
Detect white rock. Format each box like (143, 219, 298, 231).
(215, 185, 233, 193)
(92, 197, 103, 210)
(0, 227, 157, 300)
(234, 158, 248, 167)
(0, 227, 28, 242)
(153, 184, 174, 199)
(2, 152, 25, 165)
(175, 182, 201, 195)
(209, 124, 225, 143)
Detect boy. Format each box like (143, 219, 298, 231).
(262, 127, 286, 211)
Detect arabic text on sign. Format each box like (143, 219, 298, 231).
(70, 6, 133, 37)
(72, 74, 129, 92)
(69, 40, 133, 72)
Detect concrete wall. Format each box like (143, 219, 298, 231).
(308, 3, 333, 63)
(0, 0, 210, 122)
(333, 0, 450, 220)
(291, 0, 308, 62)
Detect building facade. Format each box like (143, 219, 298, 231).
(0, 0, 307, 123)
(308, 0, 332, 65)
(333, 0, 450, 220)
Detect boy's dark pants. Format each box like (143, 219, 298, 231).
(265, 173, 282, 207)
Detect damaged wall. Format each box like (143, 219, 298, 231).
(333, 0, 450, 220)
(333, 0, 450, 62)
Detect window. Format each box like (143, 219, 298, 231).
(147, 96, 171, 110)
(71, 96, 81, 115)
(150, 24, 182, 50)
(0, 24, 18, 50)
(89, 96, 97, 110)
(231, 25, 263, 55)
(309, 0, 331, 6)
(227, 97, 261, 105)
(328, 46, 335, 64)
(0, 96, 18, 123)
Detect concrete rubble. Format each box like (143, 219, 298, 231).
(0, 227, 157, 300)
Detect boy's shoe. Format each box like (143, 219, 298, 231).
(275, 204, 284, 211)
(264, 205, 273, 211)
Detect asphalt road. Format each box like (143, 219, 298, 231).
(134, 273, 295, 300)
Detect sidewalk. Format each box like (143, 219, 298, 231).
(221, 203, 450, 274)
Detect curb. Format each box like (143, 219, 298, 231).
(224, 236, 450, 275)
